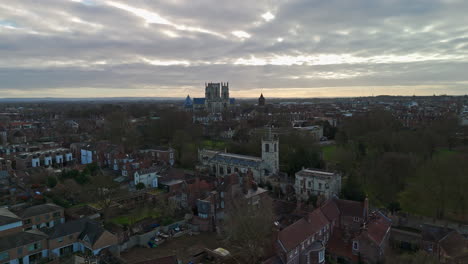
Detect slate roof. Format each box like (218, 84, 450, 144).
(421, 224, 454, 242)
(211, 153, 262, 168)
(0, 208, 21, 226)
(0, 230, 47, 252)
(44, 218, 104, 246)
(193, 98, 205, 105)
(184, 95, 193, 107)
(17, 203, 63, 218)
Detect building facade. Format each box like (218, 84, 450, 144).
(295, 169, 341, 201)
(187, 82, 235, 113)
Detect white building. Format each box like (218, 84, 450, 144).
(80, 148, 94, 165)
(294, 169, 341, 201)
(134, 167, 160, 188)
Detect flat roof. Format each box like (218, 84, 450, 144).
(296, 169, 335, 177)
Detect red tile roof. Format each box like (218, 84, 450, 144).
(278, 209, 329, 252)
(364, 212, 392, 246)
(320, 198, 341, 222)
(326, 228, 359, 262)
(336, 199, 364, 218)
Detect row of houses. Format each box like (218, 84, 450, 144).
(15, 148, 73, 170)
(0, 204, 117, 264)
(269, 197, 392, 264)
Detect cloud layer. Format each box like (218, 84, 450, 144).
(0, 0, 467, 97)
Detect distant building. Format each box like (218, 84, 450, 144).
(258, 93, 266, 106)
(186, 82, 236, 113)
(295, 169, 341, 201)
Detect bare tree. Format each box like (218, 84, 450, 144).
(223, 196, 274, 264)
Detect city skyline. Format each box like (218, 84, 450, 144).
(1, 0, 468, 98)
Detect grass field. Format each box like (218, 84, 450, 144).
(321, 144, 338, 162)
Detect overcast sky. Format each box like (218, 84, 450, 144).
(1, 0, 467, 98)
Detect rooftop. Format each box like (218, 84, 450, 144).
(0, 230, 47, 252)
(0, 208, 21, 226)
(17, 203, 63, 219)
(296, 169, 336, 177)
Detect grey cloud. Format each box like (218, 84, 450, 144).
(0, 0, 467, 97)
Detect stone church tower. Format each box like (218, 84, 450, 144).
(261, 128, 279, 176)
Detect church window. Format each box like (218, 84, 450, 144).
(265, 144, 269, 152)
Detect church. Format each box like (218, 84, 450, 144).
(198, 129, 279, 183)
(184, 82, 235, 113)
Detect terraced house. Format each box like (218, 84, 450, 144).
(0, 204, 118, 264)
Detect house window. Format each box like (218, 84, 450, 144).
(318, 183, 322, 189)
(274, 144, 277, 152)
(353, 217, 360, 222)
(265, 144, 270, 152)
(353, 241, 359, 251)
(27, 243, 41, 252)
(318, 250, 325, 263)
(219, 166, 224, 175)
(308, 181, 311, 187)
(58, 237, 63, 243)
(227, 167, 231, 174)
(0, 251, 9, 261)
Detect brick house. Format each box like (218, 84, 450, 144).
(193, 171, 269, 232)
(0, 204, 118, 264)
(17, 204, 65, 230)
(274, 197, 391, 264)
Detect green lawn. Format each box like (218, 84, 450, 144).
(201, 140, 226, 150)
(109, 210, 161, 226)
(321, 145, 338, 162)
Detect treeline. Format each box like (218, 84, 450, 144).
(334, 110, 468, 221)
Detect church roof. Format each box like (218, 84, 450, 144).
(184, 95, 193, 107)
(193, 98, 205, 105)
(211, 153, 262, 168)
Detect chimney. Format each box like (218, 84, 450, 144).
(364, 196, 369, 221)
(243, 169, 253, 193)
